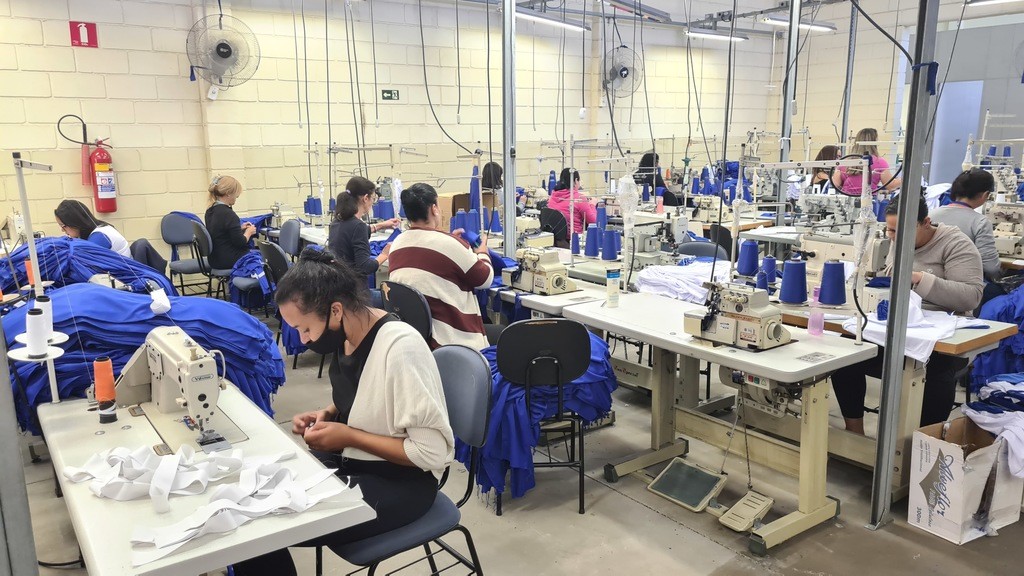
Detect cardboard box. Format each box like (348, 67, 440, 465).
(908, 417, 1023, 544)
(436, 191, 500, 230)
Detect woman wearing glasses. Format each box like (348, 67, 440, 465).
(328, 176, 401, 305)
(53, 199, 130, 257)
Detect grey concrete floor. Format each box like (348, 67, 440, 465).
(24, 337, 1024, 576)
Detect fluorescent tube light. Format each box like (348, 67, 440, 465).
(686, 29, 749, 42)
(965, 0, 1024, 6)
(603, 0, 671, 23)
(516, 8, 590, 32)
(762, 15, 838, 32)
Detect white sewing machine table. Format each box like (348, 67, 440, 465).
(561, 292, 878, 553)
(487, 280, 607, 318)
(37, 386, 376, 576)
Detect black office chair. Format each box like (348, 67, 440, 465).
(484, 323, 503, 346)
(539, 208, 570, 249)
(258, 240, 290, 286)
(161, 213, 203, 294)
(380, 281, 433, 344)
(707, 224, 733, 260)
(190, 221, 232, 299)
(677, 240, 728, 261)
(315, 345, 492, 576)
(496, 318, 591, 515)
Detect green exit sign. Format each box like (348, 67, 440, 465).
(381, 89, 399, 101)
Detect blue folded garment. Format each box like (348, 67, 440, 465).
(4, 284, 284, 435)
(866, 276, 891, 288)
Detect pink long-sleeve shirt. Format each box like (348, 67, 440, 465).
(547, 188, 597, 237)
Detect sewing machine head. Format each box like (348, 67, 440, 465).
(683, 283, 792, 351)
(987, 202, 1024, 256)
(501, 248, 577, 295)
(801, 232, 888, 290)
(116, 326, 229, 451)
(693, 195, 724, 222)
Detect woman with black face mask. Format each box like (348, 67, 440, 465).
(233, 248, 454, 576)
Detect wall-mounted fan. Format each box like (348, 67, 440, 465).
(604, 45, 644, 98)
(186, 13, 261, 93)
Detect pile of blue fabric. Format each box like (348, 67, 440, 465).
(4, 283, 285, 434)
(972, 288, 1024, 389)
(0, 237, 175, 296)
(454, 333, 617, 498)
(229, 251, 274, 309)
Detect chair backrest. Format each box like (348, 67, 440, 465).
(432, 345, 492, 448)
(258, 240, 291, 284)
(380, 281, 432, 342)
(191, 221, 214, 273)
(539, 207, 569, 241)
(678, 240, 728, 260)
(160, 213, 195, 247)
(280, 219, 302, 257)
(707, 224, 733, 259)
(130, 238, 168, 275)
(497, 318, 590, 387)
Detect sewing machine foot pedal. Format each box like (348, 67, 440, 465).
(647, 457, 726, 512)
(197, 430, 231, 454)
(720, 491, 774, 533)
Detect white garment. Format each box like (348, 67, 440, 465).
(93, 224, 131, 257)
(841, 291, 957, 362)
(963, 407, 1024, 478)
(924, 183, 952, 212)
(635, 259, 731, 304)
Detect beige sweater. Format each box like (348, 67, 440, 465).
(345, 321, 455, 478)
(884, 223, 983, 314)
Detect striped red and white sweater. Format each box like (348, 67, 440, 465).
(387, 228, 493, 350)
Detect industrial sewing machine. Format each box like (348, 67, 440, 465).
(625, 231, 677, 271)
(797, 193, 857, 231)
(684, 284, 792, 351)
(114, 327, 235, 453)
(502, 248, 577, 295)
(988, 202, 1024, 257)
(270, 202, 297, 229)
(800, 232, 889, 289)
(693, 195, 725, 223)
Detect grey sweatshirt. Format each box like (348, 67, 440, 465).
(884, 223, 983, 314)
(929, 204, 1001, 281)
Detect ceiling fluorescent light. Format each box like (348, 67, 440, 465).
(762, 15, 838, 32)
(516, 8, 591, 32)
(686, 29, 749, 42)
(965, 0, 1024, 6)
(604, 0, 671, 23)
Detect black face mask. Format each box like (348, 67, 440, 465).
(305, 306, 346, 355)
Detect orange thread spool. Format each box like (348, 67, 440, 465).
(24, 259, 35, 286)
(95, 357, 117, 423)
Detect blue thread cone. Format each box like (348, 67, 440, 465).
(571, 233, 580, 255)
(1005, 146, 1013, 158)
(642, 183, 650, 202)
(466, 209, 480, 234)
(489, 210, 502, 233)
(547, 171, 557, 195)
(449, 216, 457, 233)
(596, 205, 607, 230)
(988, 145, 998, 156)
(819, 260, 846, 306)
(876, 199, 889, 222)
(469, 165, 481, 212)
(454, 209, 467, 232)
(481, 207, 490, 231)
(737, 240, 759, 276)
(613, 232, 621, 254)
(329, 197, 337, 212)
(780, 259, 807, 304)
(692, 178, 700, 196)
(313, 198, 323, 215)
(601, 229, 618, 260)
(378, 201, 395, 221)
(756, 270, 768, 290)
(761, 256, 777, 283)
(584, 224, 600, 257)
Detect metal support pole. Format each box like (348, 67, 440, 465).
(869, 0, 939, 530)
(840, 3, 857, 151)
(501, 0, 517, 258)
(779, 0, 802, 164)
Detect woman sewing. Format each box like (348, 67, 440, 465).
(232, 248, 454, 576)
(53, 199, 130, 257)
(327, 176, 401, 304)
(831, 128, 902, 195)
(204, 175, 256, 270)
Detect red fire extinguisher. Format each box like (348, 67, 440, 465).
(89, 138, 117, 213)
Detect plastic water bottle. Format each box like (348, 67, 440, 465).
(606, 268, 621, 308)
(808, 286, 824, 336)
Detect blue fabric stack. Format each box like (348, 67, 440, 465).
(4, 283, 285, 434)
(228, 250, 273, 309)
(454, 333, 617, 498)
(973, 289, 1024, 390)
(0, 237, 176, 296)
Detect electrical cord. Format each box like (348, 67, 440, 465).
(325, 0, 332, 192)
(485, 0, 494, 168)
(707, 0, 739, 287)
(580, 0, 586, 115)
(850, 0, 913, 64)
(637, 0, 655, 164)
(628, 2, 637, 129)
(599, 1, 626, 157)
(57, 114, 88, 146)
(345, 1, 369, 176)
(882, 0, 903, 129)
(682, 0, 712, 166)
(417, 0, 472, 155)
(924, 1, 967, 145)
(301, 0, 313, 191)
(291, 0, 302, 127)
(455, 0, 462, 121)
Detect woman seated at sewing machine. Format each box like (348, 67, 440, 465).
(812, 145, 840, 192)
(633, 152, 682, 206)
(205, 175, 256, 270)
(830, 128, 902, 195)
(548, 168, 598, 239)
(53, 199, 130, 257)
(233, 248, 454, 576)
(328, 176, 400, 307)
(830, 195, 983, 435)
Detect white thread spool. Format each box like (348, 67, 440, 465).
(26, 308, 48, 358)
(34, 295, 52, 340)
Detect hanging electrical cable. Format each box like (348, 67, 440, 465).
(600, 0, 625, 157)
(455, 0, 463, 123)
(682, 0, 713, 164)
(301, 0, 313, 191)
(485, 0, 494, 167)
(628, 2, 637, 129)
(369, 0, 380, 128)
(345, 1, 369, 175)
(637, 0, 655, 161)
(580, 0, 586, 118)
(882, 0, 904, 130)
(292, 0, 302, 127)
(924, 1, 967, 145)
(532, 25, 537, 132)
(325, 0, 333, 193)
(416, 0, 472, 155)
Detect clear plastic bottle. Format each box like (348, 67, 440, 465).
(808, 286, 824, 336)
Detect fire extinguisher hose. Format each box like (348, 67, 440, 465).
(58, 114, 91, 186)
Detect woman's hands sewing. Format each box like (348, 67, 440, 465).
(302, 421, 354, 452)
(291, 408, 333, 435)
